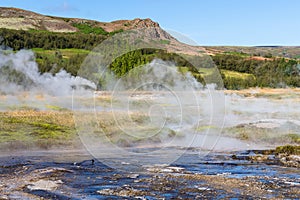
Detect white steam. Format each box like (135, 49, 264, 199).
(1, 48, 298, 155)
(0, 50, 96, 96)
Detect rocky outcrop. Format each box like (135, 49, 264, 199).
(0, 7, 206, 55)
(0, 7, 77, 32)
(0, 7, 165, 35)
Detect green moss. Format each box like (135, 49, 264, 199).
(0, 111, 76, 149)
(72, 23, 108, 35)
(221, 69, 255, 80)
(45, 105, 69, 111)
(286, 133, 300, 143)
(160, 39, 170, 45)
(275, 145, 300, 155)
(7, 105, 39, 111)
(109, 29, 124, 36)
(225, 126, 300, 144)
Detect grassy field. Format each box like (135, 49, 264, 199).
(205, 46, 300, 60)
(224, 88, 300, 98)
(0, 109, 77, 150)
(221, 69, 255, 80)
(225, 125, 300, 144)
(1, 91, 300, 151)
(32, 48, 90, 58)
(0, 104, 180, 150)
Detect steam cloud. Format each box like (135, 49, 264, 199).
(0, 50, 96, 96)
(0, 48, 299, 154)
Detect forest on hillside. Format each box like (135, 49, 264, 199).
(1, 28, 300, 90)
(0, 28, 107, 50)
(213, 54, 300, 89)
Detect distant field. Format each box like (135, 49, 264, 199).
(1, 88, 300, 151)
(205, 46, 300, 60)
(225, 87, 300, 99)
(32, 48, 90, 58)
(0, 109, 77, 150)
(221, 69, 255, 80)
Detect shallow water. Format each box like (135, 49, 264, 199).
(1, 90, 300, 199)
(0, 148, 299, 199)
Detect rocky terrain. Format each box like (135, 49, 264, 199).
(0, 148, 299, 199)
(0, 7, 207, 56)
(0, 7, 161, 34)
(0, 7, 77, 33)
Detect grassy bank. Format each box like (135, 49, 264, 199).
(0, 109, 77, 150)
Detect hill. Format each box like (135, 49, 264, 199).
(0, 7, 206, 55)
(0, 7, 300, 90)
(0, 7, 163, 34)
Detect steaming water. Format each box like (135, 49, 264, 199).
(0, 50, 96, 110)
(225, 93, 298, 126)
(0, 50, 96, 96)
(0, 49, 299, 198)
(1, 49, 299, 150)
(0, 149, 299, 199)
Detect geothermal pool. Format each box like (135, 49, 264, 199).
(1, 44, 299, 199)
(0, 148, 299, 199)
(1, 88, 300, 199)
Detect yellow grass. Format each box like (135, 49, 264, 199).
(221, 69, 255, 80)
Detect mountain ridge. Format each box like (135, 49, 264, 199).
(0, 7, 162, 34)
(0, 7, 208, 56)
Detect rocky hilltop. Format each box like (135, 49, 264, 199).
(0, 7, 167, 37)
(0, 7, 78, 32)
(0, 7, 205, 55)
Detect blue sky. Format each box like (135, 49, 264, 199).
(1, 0, 299, 46)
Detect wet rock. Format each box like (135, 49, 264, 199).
(279, 154, 300, 168)
(233, 147, 300, 168)
(249, 154, 270, 162)
(1, 150, 300, 199)
(8, 192, 38, 200)
(284, 181, 300, 186)
(0, 195, 9, 200)
(196, 186, 211, 191)
(289, 155, 300, 162)
(74, 159, 95, 166)
(34, 167, 74, 174)
(97, 187, 149, 198)
(166, 166, 185, 173)
(145, 164, 185, 173)
(127, 173, 139, 179)
(27, 179, 63, 191)
(111, 173, 123, 180)
(97, 188, 114, 195)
